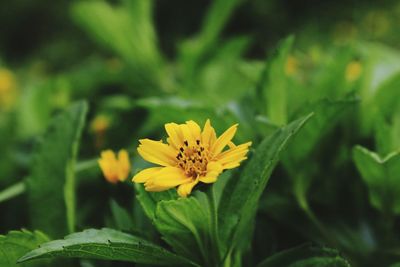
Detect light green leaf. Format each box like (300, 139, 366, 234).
(135, 183, 178, 221)
(0, 229, 49, 267)
(218, 114, 313, 257)
(374, 113, 400, 156)
(154, 192, 215, 266)
(256, 244, 350, 267)
(0, 181, 26, 203)
(18, 228, 193, 266)
(260, 35, 294, 125)
(71, 1, 167, 91)
(27, 101, 88, 238)
(353, 146, 400, 214)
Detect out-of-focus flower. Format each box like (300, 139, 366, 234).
(90, 114, 111, 149)
(132, 120, 251, 197)
(98, 149, 131, 184)
(345, 61, 362, 82)
(0, 68, 18, 111)
(285, 55, 299, 76)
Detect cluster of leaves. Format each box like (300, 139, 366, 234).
(0, 0, 400, 267)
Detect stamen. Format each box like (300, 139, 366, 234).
(180, 147, 184, 152)
(184, 140, 188, 146)
(196, 140, 200, 145)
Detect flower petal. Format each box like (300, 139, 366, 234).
(210, 124, 238, 157)
(138, 139, 177, 166)
(201, 119, 217, 148)
(186, 120, 201, 142)
(117, 149, 131, 181)
(177, 179, 199, 197)
(199, 161, 223, 184)
(216, 142, 251, 169)
(148, 167, 191, 187)
(132, 167, 163, 183)
(165, 122, 184, 149)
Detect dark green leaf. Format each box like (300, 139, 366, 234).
(257, 243, 350, 267)
(27, 101, 88, 237)
(18, 228, 193, 266)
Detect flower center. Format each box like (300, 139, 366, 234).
(176, 139, 209, 178)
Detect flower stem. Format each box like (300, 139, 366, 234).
(0, 181, 26, 203)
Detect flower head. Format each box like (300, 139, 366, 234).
(133, 120, 251, 197)
(0, 68, 18, 111)
(345, 61, 362, 82)
(98, 149, 131, 183)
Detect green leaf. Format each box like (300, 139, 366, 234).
(285, 98, 357, 163)
(353, 146, 400, 215)
(71, 1, 167, 91)
(110, 200, 134, 231)
(259, 35, 294, 125)
(218, 114, 313, 257)
(0, 181, 26, 203)
(18, 228, 193, 266)
(154, 192, 215, 266)
(0, 229, 49, 267)
(27, 101, 88, 238)
(283, 97, 357, 207)
(256, 244, 350, 267)
(135, 183, 178, 221)
(374, 113, 400, 156)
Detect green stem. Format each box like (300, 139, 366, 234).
(0, 181, 26, 203)
(208, 187, 221, 267)
(0, 158, 98, 205)
(75, 158, 98, 173)
(296, 191, 338, 247)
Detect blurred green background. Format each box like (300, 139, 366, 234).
(1, 0, 400, 266)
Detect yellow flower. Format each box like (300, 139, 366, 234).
(132, 120, 251, 197)
(98, 149, 131, 183)
(285, 55, 299, 76)
(345, 61, 362, 82)
(90, 115, 111, 133)
(0, 68, 18, 111)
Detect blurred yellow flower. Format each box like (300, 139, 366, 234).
(345, 61, 362, 82)
(90, 115, 111, 133)
(132, 120, 251, 197)
(90, 115, 111, 149)
(285, 55, 299, 76)
(0, 68, 18, 111)
(98, 149, 131, 183)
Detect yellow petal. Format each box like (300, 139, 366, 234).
(165, 122, 184, 149)
(186, 120, 201, 142)
(117, 149, 131, 181)
(144, 179, 172, 192)
(138, 139, 177, 166)
(132, 167, 163, 183)
(217, 142, 251, 169)
(149, 167, 191, 187)
(179, 123, 196, 147)
(98, 150, 118, 183)
(199, 161, 223, 183)
(201, 119, 217, 148)
(211, 124, 238, 157)
(177, 179, 199, 197)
